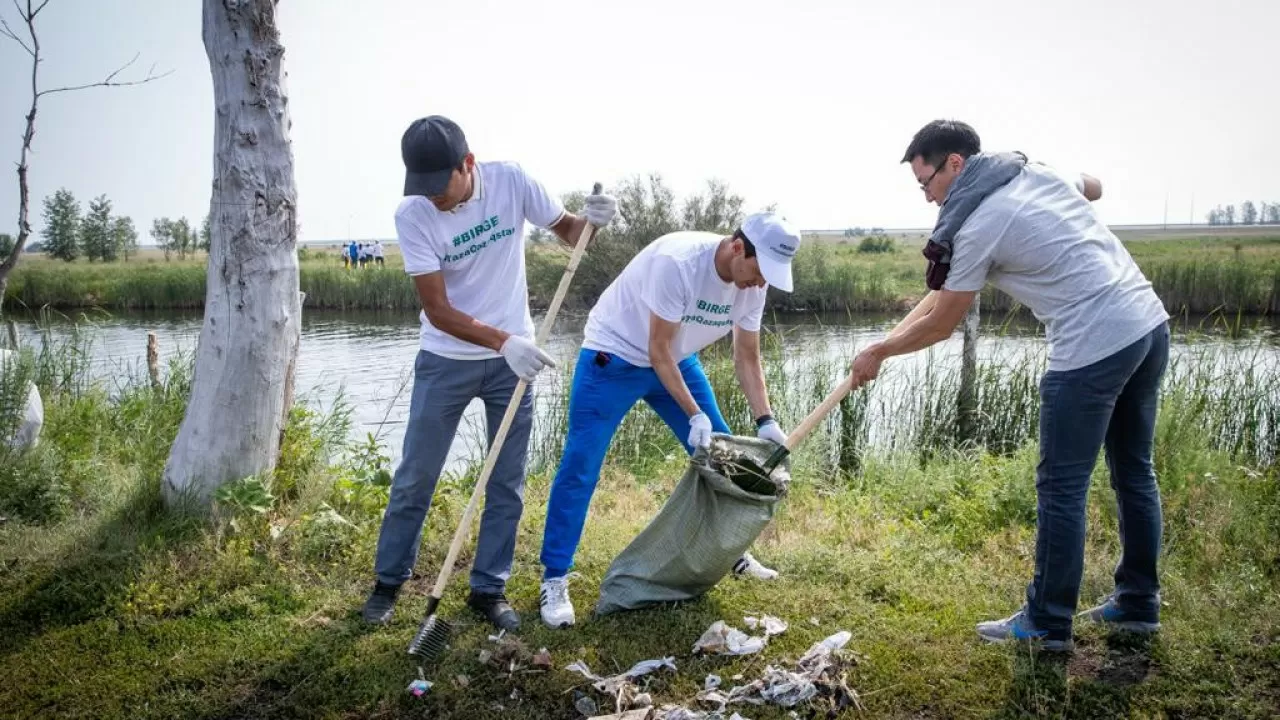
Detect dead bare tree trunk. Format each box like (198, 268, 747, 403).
(163, 0, 301, 507)
(0, 1, 167, 320)
(957, 295, 981, 447)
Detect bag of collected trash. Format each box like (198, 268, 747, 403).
(594, 434, 790, 616)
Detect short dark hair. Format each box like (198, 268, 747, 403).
(732, 229, 757, 258)
(901, 119, 982, 168)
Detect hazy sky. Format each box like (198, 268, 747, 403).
(1, 0, 1276, 245)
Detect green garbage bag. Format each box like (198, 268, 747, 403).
(594, 433, 792, 616)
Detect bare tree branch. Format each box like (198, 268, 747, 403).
(37, 52, 173, 97)
(0, 5, 34, 56)
(32, 0, 51, 17)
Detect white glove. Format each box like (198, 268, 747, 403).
(688, 412, 713, 451)
(757, 419, 787, 446)
(583, 192, 618, 228)
(499, 335, 556, 382)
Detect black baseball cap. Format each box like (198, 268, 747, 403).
(401, 115, 469, 197)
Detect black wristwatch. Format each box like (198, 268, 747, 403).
(754, 413, 774, 428)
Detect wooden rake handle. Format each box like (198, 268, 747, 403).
(427, 183, 604, 601)
(784, 372, 857, 452)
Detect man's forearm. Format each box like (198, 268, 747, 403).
(734, 356, 772, 420)
(888, 291, 938, 338)
(425, 306, 509, 352)
(651, 351, 700, 418)
(552, 213, 591, 249)
(873, 313, 954, 360)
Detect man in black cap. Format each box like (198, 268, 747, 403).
(362, 115, 618, 631)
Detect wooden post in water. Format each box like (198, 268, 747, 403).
(147, 332, 161, 388)
(5, 321, 17, 351)
(957, 295, 981, 447)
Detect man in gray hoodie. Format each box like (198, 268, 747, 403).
(851, 119, 1170, 652)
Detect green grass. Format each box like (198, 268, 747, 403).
(2, 326, 1279, 719)
(9, 235, 1280, 317)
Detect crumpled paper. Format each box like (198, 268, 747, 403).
(692, 621, 767, 656)
(743, 615, 788, 638)
(707, 630, 860, 712)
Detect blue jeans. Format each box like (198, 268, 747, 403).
(373, 349, 532, 594)
(1026, 323, 1170, 635)
(540, 349, 730, 578)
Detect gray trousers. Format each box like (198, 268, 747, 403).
(373, 349, 533, 594)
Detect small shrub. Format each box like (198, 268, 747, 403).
(0, 444, 71, 523)
(857, 234, 896, 254)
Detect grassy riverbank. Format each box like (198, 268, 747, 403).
(6, 234, 1280, 318)
(2, 326, 1278, 718)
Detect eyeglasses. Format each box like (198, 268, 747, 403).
(919, 163, 944, 191)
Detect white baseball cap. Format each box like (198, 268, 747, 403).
(739, 211, 802, 292)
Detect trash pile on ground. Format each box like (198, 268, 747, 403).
(564, 615, 862, 719)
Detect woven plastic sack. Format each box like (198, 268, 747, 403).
(594, 433, 791, 616)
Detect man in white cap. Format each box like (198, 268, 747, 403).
(536, 212, 802, 629)
(362, 115, 618, 631)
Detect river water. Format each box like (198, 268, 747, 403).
(9, 307, 1280, 475)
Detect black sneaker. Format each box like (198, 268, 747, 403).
(361, 581, 401, 625)
(467, 591, 520, 632)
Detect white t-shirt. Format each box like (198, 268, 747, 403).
(372, 241, 384, 258)
(582, 231, 767, 367)
(945, 163, 1169, 372)
(395, 161, 565, 359)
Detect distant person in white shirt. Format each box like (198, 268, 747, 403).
(850, 119, 1170, 652)
(372, 240, 385, 266)
(537, 212, 802, 629)
(361, 115, 618, 632)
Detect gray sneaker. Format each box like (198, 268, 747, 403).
(976, 608, 1074, 652)
(1078, 596, 1161, 633)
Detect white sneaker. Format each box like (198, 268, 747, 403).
(540, 576, 576, 628)
(732, 551, 779, 580)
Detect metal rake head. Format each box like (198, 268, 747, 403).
(407, 613, 452, 661)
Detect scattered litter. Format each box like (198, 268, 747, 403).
(454, 674, 469, 688)
(566, 656, 678, 696)
(482, 632, 533, 675)
(797, 631, 852, 675)
(633, 693, 653, 707)
(808, 617, 820, 627)
(587, 710, 657, 720)
(692, 620, 766, 656)
(704, 674, 722, 691)
(407, 679, 432, 697)
(654, 707, 706, 720)
(710, 629, 861, 714)
(696, 689, 729, 711)
(575, 692, 599, 716)
(743, 615, 788, 637)
(533, 647, 553, 670)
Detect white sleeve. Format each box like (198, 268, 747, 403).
(734, 288, 766, 332)
(641, 254, 689, 323)
(516, 164, 566, 229)
(942, 220, 997, 293)
(1043, 163, 1085, 195)
(395, 207, 441, 276)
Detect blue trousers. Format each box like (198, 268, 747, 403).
(1026, 323, 1170, 635)
(373, 349, 532, 594)
(540, 349, 730, 578)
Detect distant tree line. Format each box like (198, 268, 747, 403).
(1207, 201, 1280, 226)
(29, 188, 212, 262)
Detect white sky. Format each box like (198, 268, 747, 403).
(1, 0, 1277, 244)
